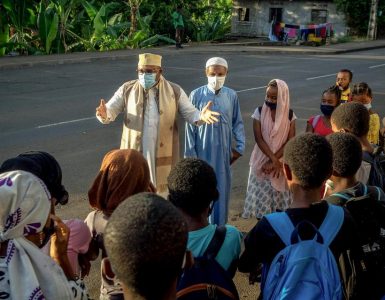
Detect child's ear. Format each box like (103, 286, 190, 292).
(331, 169, 340, 177)
(182, 250, 194, 269)
(283, 163, 292, 181)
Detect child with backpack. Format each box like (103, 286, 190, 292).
(168, 158, 241, 300)
(242, 79, 296, 219)
(325, 132, 385, 299)
(104, 193, 189, 300)
(351, 82, 381, 145)
(330, 102, 385, 191)
(83, 149, 154, 300)
(239, 133, 357, 300)
(306, 85, 341, 136)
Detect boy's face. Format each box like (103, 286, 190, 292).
(336, 72, 351, 90)
(352, 94, 371, 104)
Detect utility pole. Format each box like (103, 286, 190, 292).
(367, 0, 379, 40)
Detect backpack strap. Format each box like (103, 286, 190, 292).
(312, 115, 321, 128)
(365, 185, 381, 201)
(318, 204, 344, 247)
(203, 226, 227, 260)
(265, 212, 295, 246)
(362, 151, 374, 164)
(332, 184, 374, 201)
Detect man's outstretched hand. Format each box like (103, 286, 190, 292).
(96, 99, 107, 119)
(200, 101, 220, 124)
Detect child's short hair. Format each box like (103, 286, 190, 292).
(323, 85, 341, 105)
(104, 193, 188, 300)
(326, 133, 362, 178)
(168, 158, 219, 217)
(338, 69, 353, 81)
(283, 133, 333, 189)
(331, 102, 370, 137)
(352, 82, 372, 98)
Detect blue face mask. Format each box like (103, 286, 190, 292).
(139, 73, 157, 89)
(265, 100, 277, 110)
(320, 104, 335, 116)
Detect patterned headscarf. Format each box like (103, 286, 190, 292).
(0, 170, 74, 299)
(0, 151, 68, 205)
(88, 149, 152, 215)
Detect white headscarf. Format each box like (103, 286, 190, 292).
(0, 170, 74, 300)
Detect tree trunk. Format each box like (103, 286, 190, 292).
(129, 1, 139, 37)
(367, 0, 379, 40)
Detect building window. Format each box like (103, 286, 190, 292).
(311, 9, 328, 24)
(269, 7, 283, 22)
(238, 7, 250, 22)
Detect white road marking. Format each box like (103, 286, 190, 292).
(37, 117, 95, 128)
(236, 86, 267, 93)
(34, 64, 382, 128)
(369, 63, 385, 69)
(306, 73, 337, 80)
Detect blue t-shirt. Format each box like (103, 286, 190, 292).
(187, 224, 242, 271)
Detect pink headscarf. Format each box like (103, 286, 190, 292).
(250, 79, 291, 192)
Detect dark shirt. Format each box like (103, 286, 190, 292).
(326, 182, 385, 206)
(238, 201, 357, 273)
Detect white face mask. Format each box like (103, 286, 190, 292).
(207, 76, 226, 91)
(363, 103, 372, 110)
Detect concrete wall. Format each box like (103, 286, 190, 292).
(231, 0, 348, 38)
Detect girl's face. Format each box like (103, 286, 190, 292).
(266, 86, 278, 103)
(352, 94, 372, 104)
(321, 92, 339, 106)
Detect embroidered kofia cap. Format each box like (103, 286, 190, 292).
(138, 53, 162, 67)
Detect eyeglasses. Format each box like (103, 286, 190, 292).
(137, 68, 160, 75)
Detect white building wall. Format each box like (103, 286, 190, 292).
(232, 0, 348, 37)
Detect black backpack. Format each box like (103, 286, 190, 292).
(176, 226, 239, 300)
(363, 150, 385, 191)
(327, 185, 385, 299)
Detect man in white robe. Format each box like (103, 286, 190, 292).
(96, 53, 219, 192)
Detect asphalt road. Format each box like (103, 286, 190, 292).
(0, 47, 384, 297)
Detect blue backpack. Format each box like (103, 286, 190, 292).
(262, 204, 344, 300)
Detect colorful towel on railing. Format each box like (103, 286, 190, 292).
(269, 22, 333, 41)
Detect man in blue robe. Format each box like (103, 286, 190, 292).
(184, 57, 245, 225)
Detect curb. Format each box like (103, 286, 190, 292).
(0, 42, 384, 70)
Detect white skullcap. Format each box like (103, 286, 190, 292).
(205, 57, 228, 69)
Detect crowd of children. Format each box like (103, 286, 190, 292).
(0, 65, 384, 300)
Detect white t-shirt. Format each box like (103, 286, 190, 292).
(252, 107, 297, 122)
